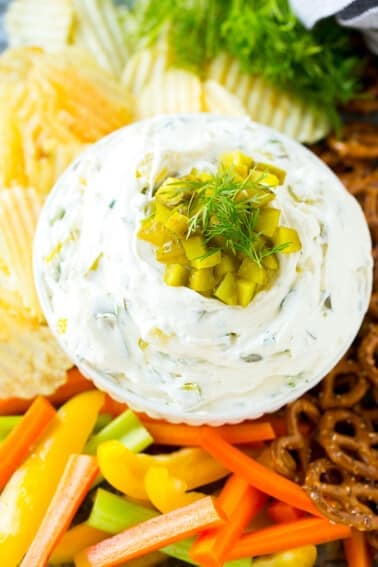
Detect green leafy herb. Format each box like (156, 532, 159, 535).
(128, 0, 361, 125)
(166, 168, 287, 265)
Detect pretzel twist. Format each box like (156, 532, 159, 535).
(305, 458, 378, 531)
(317, 409, 378, 481)
(358, 325, 378, 386)
(319, 358, 368, 410)
(269, 398, 320, 482)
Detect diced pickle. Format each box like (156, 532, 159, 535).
(219, 151, 253, 178)
(215, 253, 239, 279)
(164, 211, 189, 237)
(249, 169, 280, 187)
(182, 236, 207, 261)
(236, 185, 275, 206)
(273, 227, 301, 253)
(138, 219, 172, 246)
(156, 240, 188, 264)
(262, 253, 279, 270)
(189, 268, 215, 292)
(192, 250, 221, 269)
(155, 201, 172, 223)
(155, 177, 190, 206)
(214, 272, 237, 305)
(238, 258, 266, 284)
(164, 264, 189, 287)
(255, 208, 281, 237)
(256, 162, 287, 184)
(237, 278, 257, 307)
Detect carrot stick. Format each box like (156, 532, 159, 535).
(226, 517, 351, 560)
(267, 501, 305, 524)
(0, 396, 56, 491)
(199, 427, 320, 517)
(191, 475, 266, 567)
(21, 454, 99, 567)
(344, 529, 371, 567)
(74, 496, 223, 567)
(0, 368, 94, 416)
(142, 421, 275, 446)
(50, 524, 108, 565)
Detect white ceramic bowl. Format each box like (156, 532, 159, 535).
(34, 115, 373, 424)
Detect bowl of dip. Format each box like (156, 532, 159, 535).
(33, 114, 373, 425)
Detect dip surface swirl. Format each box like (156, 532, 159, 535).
(34, 115, 373, 424)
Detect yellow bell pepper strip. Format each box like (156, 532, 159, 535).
(97, 440, 228, 500)
(50, 523, 108, 565)
(144, 466, 204, 513)
(252, 546, 317, 567)
(0, 390, 104, 567)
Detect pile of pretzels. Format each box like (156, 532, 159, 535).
(268, 64, 378, 554)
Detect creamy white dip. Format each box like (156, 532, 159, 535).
(34, 115, 372, 424)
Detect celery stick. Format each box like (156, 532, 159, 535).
(94, 413, 113, 433)
(87, 489, 156, 534)
(88, 489, 252, 567)
(0, 416, 22, 438)
(85, 410, 153, 454)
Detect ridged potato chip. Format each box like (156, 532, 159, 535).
(0, 306, 72, 399)
(207, 53, 331, 143)
(203, 79, 247, 116)
(138, 68, 202, 119)
(0, 187, 43, 321)
(73, 0, 129, 76)
(0, 100, 27, 188)
(5, 0, 74, 52)
(0, 47, 134, 194)
(122, 43, 169, 95)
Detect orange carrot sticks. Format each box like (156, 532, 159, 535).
(0, 368, 94, 416)
(21, 454, 99, 567)
(191, 475, 266, 567)
(199, 427, 320, 516)
(142, 421, 275, 446)
(74, 496, 223, 567)
(226, 517, 351, 560)
(344, 529, 372, 567)
(0, 396, 56, 491)
(267, 501, 305, 524)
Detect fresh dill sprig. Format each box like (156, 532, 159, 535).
(128, 0, 361, 125)
(168, 168, 284, 265)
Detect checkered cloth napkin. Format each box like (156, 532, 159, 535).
(290, 0, 378, 53)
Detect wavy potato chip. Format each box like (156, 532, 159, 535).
(0, 306, 72, 399)
(138, 68, 202, 119)
(122, 45, 169, 95)
(5, 0, 74, 52)
(0, 47, 134, 194)
(73, 0, 129, 76)
(0, 187, 43, 321)
(0, 101, 27, 188)
(207, 53, 331, 143)
(203, 79, 247, 116)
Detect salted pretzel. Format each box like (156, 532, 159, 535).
(317, 409, 378, 481)
(319, 358, 368, 409)
(327, 123, 378, 160)
(305, 458, 378, 531)
(358, 324, 378, 386)
(269, 397, 320, 482)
